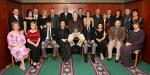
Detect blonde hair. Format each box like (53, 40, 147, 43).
(11, 21, 19, 30)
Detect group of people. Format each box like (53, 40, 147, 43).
(7, 5, 145, 70)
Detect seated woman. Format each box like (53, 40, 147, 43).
(27, 21, 41, 68)
(7, 21, 28, 70)
(56, 21, 70, 62)
(120, 22, 145, 67)
(95, 23, 107, 61)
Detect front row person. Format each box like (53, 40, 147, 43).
(27, 21, 41, 67)
(82, 19, 97, 63)
(56, 21, 70, 62)
(41, 20, 59, 59)
(107, 20, 125, 62)
(120, 23, 145, 67)
(7, 21, 28, 70)
(68, 11, 85, 49)
(95, 23, 107, 61)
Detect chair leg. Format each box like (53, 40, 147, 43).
(134, 53, 139, 68)
(27, 52, 30, 64)
(11, 55, 14, 67)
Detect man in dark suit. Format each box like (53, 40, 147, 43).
(107, 9, 115, 26)
(41, 20, 59, 59)
(82, 19, 97, 63)
(77, 8, 85, 21)
(60, 5, 72, 26)
(8, 8, 23, 30)
(33, 8, 41, 27)
(56, 21, 70, 62)
(93, 9, 103, 28)
(48, 8, 60, 29)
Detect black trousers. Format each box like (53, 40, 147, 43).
(58, 40, 70, 59)
(28, 43, 41, 63)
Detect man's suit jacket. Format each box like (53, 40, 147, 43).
(48, 14, 60, 28)
(60, 12, 72, 26)
(93, 15, 103, 28)
(82, 26, 95, 40)
(108, 15, 115, 26)
(41, 28, 57, 41)
(8, 15, 23, 30)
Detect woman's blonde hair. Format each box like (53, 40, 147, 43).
(11, 21, 20, 30)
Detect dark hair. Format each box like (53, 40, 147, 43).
(115, 19, 122, 23)
(86, 11, 91, 17)
(131, 9, 139, 16)
(116, 9, 122, 16)
(132, 9, 139, 13)
(97, 23, 104, 29)
(26, 9, 33, 17)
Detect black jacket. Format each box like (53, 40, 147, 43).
(93, 15, 103, 28)
(48, 14, 60, 28)
(56, 27, 70, 40)
(41, 28, 57, 41)
(8, 16, 23, 30)
(82, 26, 95, 40)
(60, 12, 72, 26)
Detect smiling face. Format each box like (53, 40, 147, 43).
(60, 21, 65, 27)
(86, 11, 90, 17)
(12, 22, 19, 31)
(132, 11, 138, 17)
(30, 22, 37, 30)
(133, 23, 139, 30)
(98, 23, 103, 29)
(125, 9, 131, 16)
(115, 20, 121, 28)
(63, 6, 68, 13)
(13, 9, 19, 16)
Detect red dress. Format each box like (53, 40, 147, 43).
(27, 30, 40, 44)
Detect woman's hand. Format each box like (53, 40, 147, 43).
(125, 42, 131, 46)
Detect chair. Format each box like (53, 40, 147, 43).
(11, 48, 31, 67)
(133, 50, 141, 68)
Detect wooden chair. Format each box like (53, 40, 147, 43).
(134, 50, 141, 68)
(11, 48, 31, 67)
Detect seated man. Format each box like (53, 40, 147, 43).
(68, 11, 85, 49)
(56, 21, 70, 62)
(82, 19, 97, 63)
(41, 20, 59, 59)
(107, 20, 125, 63)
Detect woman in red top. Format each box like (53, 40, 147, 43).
(27, 20, 41, 67)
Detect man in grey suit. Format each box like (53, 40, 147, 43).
(48, 8, 60, 29)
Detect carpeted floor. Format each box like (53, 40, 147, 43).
(1, 54, 150, 75)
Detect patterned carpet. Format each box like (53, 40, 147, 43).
(126, 66, 147, 75)
(25, 59, 45, 75)
(60, 58, 74, 75)
(89, 55, 110, 75)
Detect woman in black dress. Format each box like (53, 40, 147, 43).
(120, 23, 145, 67)
(23, 9, 35, 34)
(95, 23, 107, 60)
(39, 9, 49, 30)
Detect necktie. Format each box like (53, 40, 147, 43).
(49, 28, 52, 41)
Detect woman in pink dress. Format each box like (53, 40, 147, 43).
(7, 21, 28, 70)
